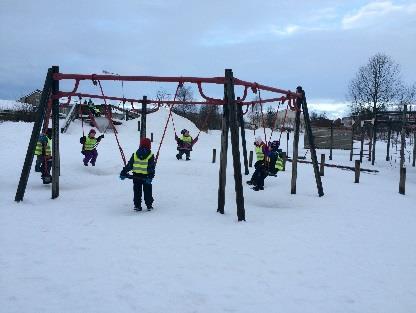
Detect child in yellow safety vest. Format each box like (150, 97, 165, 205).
(175, 129, 198, 161)
(34, 128, 52, 183)
(120, 137, 155, 211)
(80, 129, 104, 166)
(268, 140, 284, 175)
(247, 136, 270, 191)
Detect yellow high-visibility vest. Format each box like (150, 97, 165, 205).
(84, 137, 97, 151)
(132, 152, 153, 174)
(34, 138, 51, 156)
(255, 145, 264, 161)
(275, 156, 284, 171)
(181, 135, 192, 143)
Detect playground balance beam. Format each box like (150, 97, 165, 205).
(286, 158, 379, 173)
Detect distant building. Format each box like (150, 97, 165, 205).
(18, 89, 42, 108)
(341, 116, 353, 126)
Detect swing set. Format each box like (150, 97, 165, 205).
(15, 66, 323, 222)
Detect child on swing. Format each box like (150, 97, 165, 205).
(80, 129, 104, 166)
(175, 129, 199, 161)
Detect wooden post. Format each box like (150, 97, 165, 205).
(15, 68, 53, 202)
(386, 121, 392, 161)
(249, 151, 253, 167)
(400, 105, 407, 169)
(371, 119, 377, 165)
(217, 78, 230, 215)
(329, 122, 333, 160)
(51, 66, 60, 199)
(140, 96, 147, 139)
(150, 132, 153, 142)
(349, 121, 354, 161)
(137, 120, 140, 132)
(286, 131, 289, 156)
(212, 148, 216, 163)
(238, 98, 249, 175)
(399, 167, 406, 195)
(282, 152, 287, 171)
(291, 97, 301, 195)
(299, 87, 324, 197)
(354, 160, 360, 183)
(413, 133, 415, 167)
(225, 69, 245, 221)
(319, 154, 325, 176)
(368, 127, 372, 161)
(360, 121, 365, 163)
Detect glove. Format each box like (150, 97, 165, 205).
(99, 135, 104, 139)
(119, 174, 126, 181)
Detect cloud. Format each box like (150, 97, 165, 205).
(342, 1, 416, 29)
(308, 100, 350, 119)
(0, 0, 415, 109)
(269, 24, 301, 36)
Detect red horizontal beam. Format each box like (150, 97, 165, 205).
(56, 92, 224, 105)
(233, 78, 301, 98)
(56, 91, 290, 107)
(53, 73, 301, 97)
(54, 73, 225, 85)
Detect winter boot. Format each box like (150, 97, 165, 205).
(134, 206, 142, 212)
(176, 154, 181, 160)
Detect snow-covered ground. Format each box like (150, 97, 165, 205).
(1, 108, 415, 313)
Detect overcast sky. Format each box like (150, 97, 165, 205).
(0, 0, 415, 117)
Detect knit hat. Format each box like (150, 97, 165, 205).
(140, 137, 151, 150)
(89, 129, 96, 134)
(255, 136, 262, 144)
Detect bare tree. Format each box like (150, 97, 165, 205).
(396, 83, 416, 110)
(198, 105, 221, 131)
(173, 85, 197, 114)
(247, 96, 262, 128)
(348, 53, 402, 115)
(155, 89, 171, 108)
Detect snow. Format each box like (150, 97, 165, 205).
(1, 107, 415, 313)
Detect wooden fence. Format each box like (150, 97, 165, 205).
(304, 126, 352, 150)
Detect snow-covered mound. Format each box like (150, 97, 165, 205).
(0, 107, 415, 313)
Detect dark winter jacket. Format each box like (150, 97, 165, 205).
(175, 134, 198, 151)
(120, 147, 155, 179)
